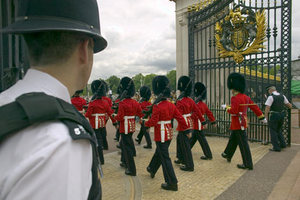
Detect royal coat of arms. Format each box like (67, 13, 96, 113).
(215, 4, 266, 63)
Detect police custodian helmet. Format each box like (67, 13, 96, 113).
(1, 0, 107, 53)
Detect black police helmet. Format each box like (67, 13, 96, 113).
(1, 0, 107, 53)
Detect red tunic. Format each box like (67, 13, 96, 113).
(85, 98, 116, 129)
(102, 96, 113, 107)
(176, 97, 205, 130)
(71, 97, 87, 112)
(102, 96, 113, 120)
(140, 100, 152, 118)
(227, 93, 264, 130)
(114, 98, 143, 134)
(145, 100, 189, 142)
(193, 101, 216, 130)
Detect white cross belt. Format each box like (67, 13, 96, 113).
(124, 116, 135, 134)
(92, 113, 105, 129)
(158, 120, 171, 143)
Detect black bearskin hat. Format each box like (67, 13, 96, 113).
(177, 76, 192, 97)
(74, 90, 83, 95)
(152, 75, 170, 97)
(227, 73, 246, 93)
(91, 79, 106, 97)
(102, 80, 109, 94)
(139, 86, 151, 101)
(119, 77, 135, 98)
(194, 82, 206, 100)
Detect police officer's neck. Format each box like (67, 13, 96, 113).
(31, 41, 93, 97)
(32, 60, 80, 97)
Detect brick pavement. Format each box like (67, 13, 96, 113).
(101, 133, 269, 200)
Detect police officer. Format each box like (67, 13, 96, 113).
(0, 0, 106, 199)
(265, 86, 292, 152)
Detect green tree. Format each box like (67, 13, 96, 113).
(132, 73, 144, 91)
(144, 74, 157, 90)
(106, 75, 120, 94)
(166, 70, 176, 91)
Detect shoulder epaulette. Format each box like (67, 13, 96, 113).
(0, 92, 95, 143)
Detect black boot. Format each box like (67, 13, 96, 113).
(161, 183, 178, 191)
(146, 167, 155, 178)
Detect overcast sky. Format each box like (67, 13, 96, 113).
(89, 0, 300, 83)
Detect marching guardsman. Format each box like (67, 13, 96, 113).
(85, 80, 116, 164)
(175, 76, 206, 172)
(143, 76, 189, 191)
(100, 80, 113, 150)
(190, 82, 217, 160)
(135, 86, 152, 149)
(71, 90, 87, 114)
(264, 85, 292, 151)
(221, 73, 266, 170)
(113, 85, 121, 142)
(114, 77, 143, 176)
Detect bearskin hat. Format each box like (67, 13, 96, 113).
(119, 76, 135, 98)
(139, 86, 151, 101)
(227, 73, 246, 93)
(177, 76, 192, 97)
(152, 75, 170, 97)
(74, 90, 83, 95)
(102, 80, 108, 93)
(91, 79, 106, 97)
(194, 82, 206, 100)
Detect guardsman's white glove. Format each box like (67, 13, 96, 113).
(261, 118, 268, 124)
(221, 104, 227, 109)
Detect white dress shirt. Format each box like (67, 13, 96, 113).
(265, 91, 289, 106)
(0, 69, 92, 200)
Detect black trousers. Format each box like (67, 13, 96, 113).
(224, 130, 253, 168)
(176, 131, 194, 169)
(94, 128, 105, 164)
(120, 133, 136, 174)
(115, 126, 120, 141)
(148, 140, 178, 185)
(102, 127, 108, 150)
(190, 130, 212, 158)
(269, 112, 286, 150)
(136, 123, 152, 146)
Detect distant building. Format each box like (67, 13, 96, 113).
(291, 59, 300, 80)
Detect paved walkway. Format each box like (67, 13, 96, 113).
(101, 134, 274, 200)
(100, 113, 300, 200)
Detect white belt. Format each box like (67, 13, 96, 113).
(124, 116, 135, 134)
(158, 120, 171, 143)
(198, 119, 202, 130)
(183, 113, 191, 123)
(92, 113, 105, 129)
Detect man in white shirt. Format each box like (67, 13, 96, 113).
(264, 86, 292, 152)
(0, 0, 107, 199)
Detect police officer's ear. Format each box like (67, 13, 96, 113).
(78, 38, 94, 65)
